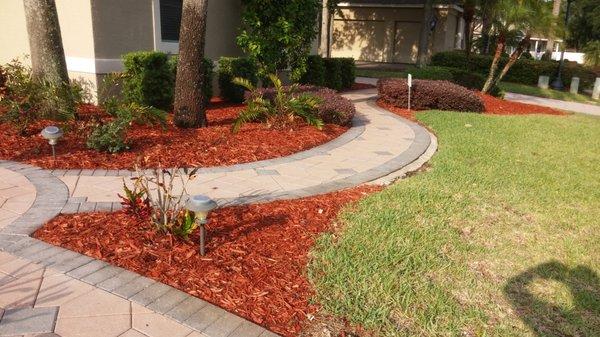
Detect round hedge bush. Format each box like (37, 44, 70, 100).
(377, 78, 485, 112)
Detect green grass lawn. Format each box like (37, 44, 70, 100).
(499, 82, 598, 105)
(356, 68, 405, 79)
(309, 112, 600, 336)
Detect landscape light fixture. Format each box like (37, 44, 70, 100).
(41, 126, 63, 160)
(185, 194, 218, 255)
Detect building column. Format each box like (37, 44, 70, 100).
(455, 16, 465, 50)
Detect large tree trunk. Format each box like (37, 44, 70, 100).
(23, 0, 70, 85)
(463, 4, 475, 56)
(492, 35, 531, 88)
(319, 0, 331, 57)
(482, 34, 506, 93)
(174, 0, 210, 128)
(546, 0, 562, 53)
(416, 0, 435, 67)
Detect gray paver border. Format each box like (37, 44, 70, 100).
(0, 167, 275, 337)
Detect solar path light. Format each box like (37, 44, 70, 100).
(41, 126, 63, 160)
(185, 195, 218, 255)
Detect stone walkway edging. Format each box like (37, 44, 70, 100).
(0, 163, 277, 337)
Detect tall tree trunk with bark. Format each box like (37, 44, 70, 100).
(174, 0, 210, 128)
(546, 0, 562, 52)
(463, 4, 475, 56)
(23, 0, 70, 86)
(482, 34, 506, 93)
(417, 0, 435, 67)
(492, 35, 531, 87)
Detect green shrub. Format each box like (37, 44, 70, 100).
(0, 59, 89, 134)
(114, 102, 167, 127)
(405, 66, 455, 81)
(338, 57, 356, 89)
(431, 50, 598, 89)
(520, 52, 534, 60)
(323, 58, 343, 91)
(218, 57, 259, 103)
(298, 55, 326, 87)
(168, 56, 214, 107)
(86, 118, 130, 153)
(122, 51, 173, 110)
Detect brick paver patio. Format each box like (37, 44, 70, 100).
(0, 90, 435, 337)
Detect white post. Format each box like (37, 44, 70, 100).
(570, 77, 580, 94)
(593, 78, 600, 100)
(407, 74, 412, 110)
(538, 76, 550, 89)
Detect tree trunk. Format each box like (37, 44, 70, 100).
(491, 35, 531, 89)
(416, 0, 435, 67)
(23, 0, 70, 86)
(481, 15, 492, 54)
(319, 0, 331, 57)
(546, 0, 562, 53)
(174, 0, 210, 128)
(482, 34, 506, 93)
(463, 4, 475, 56)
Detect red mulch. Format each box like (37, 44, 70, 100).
(0, 102, 347, 170)
(34, 185, 382, 337)
(377, 92, 568, 119)
(477, 93, 567, 115)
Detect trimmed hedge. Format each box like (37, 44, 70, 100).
(122, 51, 173, 110)
(168, 56, 214, 107)
(431, 50, 599, 89)
(378, 78, 485, 112)
(297, 56, 356, 91)
(218, 57, 259, 103)
(299, 55, 326, 87)
(405, 66, 503, 97)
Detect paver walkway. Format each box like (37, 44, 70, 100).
(0, 90, 435, 337)
(53, 89, 432, 210)
(505, 92, 600, 116)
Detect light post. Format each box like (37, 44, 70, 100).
(550, 0, 574, 90)
(40, 126, 63, 160)
(185, 195, 217, 256)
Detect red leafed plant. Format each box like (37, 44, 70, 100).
(118, 180, 151, 220)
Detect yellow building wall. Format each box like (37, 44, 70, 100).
(331, 6, 462, 64)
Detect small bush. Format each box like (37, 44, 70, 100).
(378, 78, 485, 112)
(298, 55, 326, 87)
(0, 59, 89, 134)
(114, 102, 167, 127)
(520, 52, 534, 60)
(323, 58, 343, 91)
(218, 57, 259, 103)
(168, 56, 214, 107)
(312, 88, 355, 126)
(122, 51, 173, 110)
(405, 66, 455, 81)
(338, 58, 356, 89)
(86, 118, 130, 153)
(232, 74, 323, 132)
(449, 69, 503, 97)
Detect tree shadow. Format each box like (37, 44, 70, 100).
(504, 261, 600, 336)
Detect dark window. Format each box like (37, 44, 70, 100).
(160, 0, 182, 41)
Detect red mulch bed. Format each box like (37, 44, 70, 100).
(34, 185, 382, 337)
(0, 102, 347, 170)
(377, 92, 568, 119)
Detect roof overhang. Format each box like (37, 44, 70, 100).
(336, 2, 464, 13)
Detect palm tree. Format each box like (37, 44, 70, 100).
(173, 0, 210, 128)
(482, 0, 555, 93)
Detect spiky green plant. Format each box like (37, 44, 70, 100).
(231, 73, 323, 133)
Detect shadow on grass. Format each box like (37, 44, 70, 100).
(504, 261, 600, 336)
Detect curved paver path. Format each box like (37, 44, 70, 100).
(0, 90, 436, 337)
(56, 89, 432, 210)
(505, 92, 600, 116)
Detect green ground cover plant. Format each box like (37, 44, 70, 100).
(499, 82, 599, 105)
(310, 112, 600, 336)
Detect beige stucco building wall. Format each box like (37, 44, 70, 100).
(0, 0, 242, 99)
(330, 5, 463, 64)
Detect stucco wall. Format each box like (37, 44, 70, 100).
(331, 6, 463, 64)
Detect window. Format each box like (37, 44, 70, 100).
(159, 0, 182, 41)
